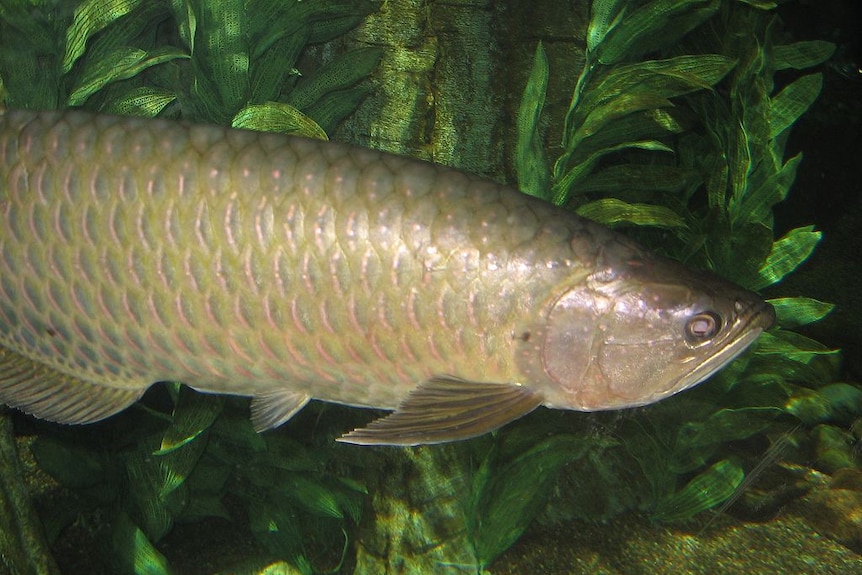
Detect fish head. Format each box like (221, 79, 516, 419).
(539, 252, 775, 411)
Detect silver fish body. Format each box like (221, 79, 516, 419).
(0, 108, 774, 444)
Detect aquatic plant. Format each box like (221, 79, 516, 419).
(512, 0, 855, 530)
(28, 387, 367, 574)
(1, 0, 380, 573)
(1, 0, 857, 573)
(0, 0, 381, 135)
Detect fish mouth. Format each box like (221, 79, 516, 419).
(675, 298, 775, 393)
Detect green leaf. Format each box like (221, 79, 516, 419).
(232, 101, 328, 139)
(652, 459, 744, 522)
(754, 225, 820, 289)
(179, 494, 231, 523)
(470, 434, 588, 567)
(167, 0, 196, 52)
(249, 30, 308, 103)
(31, 436, 104, 489)
(578, 55, 735, 121)
(576, 198, 686, 228)
(304, 85, 374, 134)
(734, 0, 778, 8)
(124, 448, 176, 540)
(773, 41, 836, 71)
(785, 388, 835, 425)
(768, 297, 834, 329)
(112, 511, 175, 575)
(103, 86, 177, 116)
(565, 109, 686, 164)
(727, 116, 753, 212)
(516, 42, 550, 199)
(587, 0, 628, 52)
(279, 474, 344, 519)
(552, 140, 673, 205)
(676, 408, 780, 452)
(568, 92, 673, 151)
(67, 46, 188, 106)
(820, 384, 862, 422)
(248, 499, 303, 557)
(209, 411, 268, 459)
(0, 31, 62, 109)
(192, 0, 250, 118)
(577, 164, 693, 194)
(332, 478, 367, 524)
(755, 330, 839, 364)
(813, 424, 857, 472)
(155, 389, 223, 455)
(307, 9, 371, 44)
(81, 1, 169, 69)
(63, 0, 145, 73)
(769, 73, 823, 140)
(596, 0, 720, 65)
(288, 47, 383, 111)
(732, 153, 801, 226)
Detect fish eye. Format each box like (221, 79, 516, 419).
(686, 311, 721, 341)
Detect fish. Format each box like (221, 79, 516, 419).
(0, 107, 775, 445)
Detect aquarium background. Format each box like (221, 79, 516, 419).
(0, 0, 860, 574)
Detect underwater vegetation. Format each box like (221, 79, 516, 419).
(0, 0, 381, 134)
(1, 0, 381, 573)
(510, 0, 858, 549)
(0, 0, 859, 574)
(26, 389, 367, 574)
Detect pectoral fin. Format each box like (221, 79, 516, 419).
(0, 345, 144, 424)
(251, 390, 311, 431)
(338, 377, 543, 446)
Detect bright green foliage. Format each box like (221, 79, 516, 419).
(0, 0, 381, 137)
(2, 2, 380, 572)
(112, 511, 175, 575)
(515, 1, 835, 292)
(232, 102, 329, 141)
(512, 0, 853, 530)
(517, 4, 736, 220)
(769, 297, 835, 329)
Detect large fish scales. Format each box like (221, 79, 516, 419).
(0, 108, 774, 444)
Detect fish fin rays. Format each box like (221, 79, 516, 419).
(0, 345, 144, 424)
(251, 390, 311, 432)
(337, 377, 543, 446)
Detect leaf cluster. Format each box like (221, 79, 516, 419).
(515, 0, 835, 294)
(540, 334, 857, 525)
(1, 2, 381, 572)
(29, 386, 366, 574)
(0, 0, 382, 137)
(506, 0, 852, 532)
(460, 423, 592, 569)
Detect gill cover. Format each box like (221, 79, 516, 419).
(541, 266, 772, 411)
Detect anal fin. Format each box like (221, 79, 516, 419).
(0, 345, 144, 424)
(337, 377, 543, 446)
